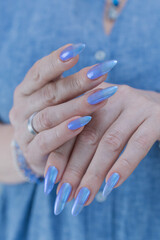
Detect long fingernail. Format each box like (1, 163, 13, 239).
(44, 166, 58, 195)
(102, 173, 120, 199)
(72, 187, 90, 216)
(68, 116, 92, 130)
(60, 43, 86, 61)
(87, 86, 118, 105)
(87, 60, 117, 80)
(54, 183, 72, 215)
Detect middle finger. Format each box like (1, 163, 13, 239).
(18, 86, 118, 144)
(24, 60, 117, 118)
(71, 109, 147, 216)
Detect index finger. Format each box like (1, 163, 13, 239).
(17, 43, 85, 96)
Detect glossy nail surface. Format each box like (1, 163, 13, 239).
(72, 187, 90, 216)
(103, 173, 120, 198)
(87, 86, 118, 105)
(54, 183, 72, 215)
(87, 60, 117, 79)
(68, 116, 92, 130)
(44, 166, 58, 195)
(60, 43, 85, 61)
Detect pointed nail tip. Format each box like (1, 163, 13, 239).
(71, 211, 78, 217)
(54, 206, 62, 215)
(85, 116, 92, 121)
(81, 43, 86, 49)
(71, 207, 81, 216)
(44, 189, 48, 195)
(110, 60, 118, 69)
(115, 173, 120, 180)
(85, 116, 92, 124)
(71, 208, 76, 216)
(44, 186, 52, 195)
(112, 85, 118, 91)
(54, 210, 61, 216)
(107, 86, 118, 94)
(113, 59, 118, 64)
(75, 43, 86, 52)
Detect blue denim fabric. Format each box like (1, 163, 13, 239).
(0, 0, 160, 239)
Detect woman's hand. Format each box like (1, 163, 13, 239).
(45, 82, 160, 215)
(9, 43, 117, 176)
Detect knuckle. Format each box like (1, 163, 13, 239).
(36, 109, 53, 130)
(119, 84, 132, 96)
(36, 133, 47, 155)
(133, 134, 149, 151)
(120, 158, 132, 171)
(50, 150, 65, 162)
(42, 83, 57, 105)
(102, 129, 123, 153)
(30, 61, 40, 82)
(65, 165, 84, 180)
(70, 76, 83, 92)
(14, 85, 21, 99)
(53, 127, 61, 143)
(78, 127, 99, 146)
(86, 170, 103, 184)
(153, 104, 160, 119)
(91, 171, 103, 182)
(48, 54, 56, 72)
(9, 107, 18, 125)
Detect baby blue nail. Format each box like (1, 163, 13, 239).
(72, 187, 90, 216)
(87, 60, 117, 79)
(102, 173, 120, 199)
(44, 166, 58, 195)
(54, 183, 72, 215)
(68, 116, 92, 130)
(87, 86, 118, 105)
(60, 43, 86, 61)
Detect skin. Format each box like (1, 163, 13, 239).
(1, 2, 159, 211)
(45, 82, 160, 207)
(6, 43, 109, 180)
(104, 0, 128, 35)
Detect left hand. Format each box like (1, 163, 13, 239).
(45, 82, 160, 215)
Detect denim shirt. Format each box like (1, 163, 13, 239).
(0, 1, 160, 239)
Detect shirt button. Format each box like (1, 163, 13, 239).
(94, 50, 106, 61)
(95, 191, 106, 203)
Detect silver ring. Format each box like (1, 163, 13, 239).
(27, 112, 39, 136)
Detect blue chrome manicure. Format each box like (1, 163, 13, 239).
(72, 187, 90, 216)
(87, 86, 118, 105)
(87, 60, 117, 80)
(44, 166, 58, 195)
(68, 116, 92, 130)
(54, 183, 72, 215)
(60, 43, 86, 61)
(102, 173, 120, 198)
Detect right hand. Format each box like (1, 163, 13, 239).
(9, 43, 111, 176)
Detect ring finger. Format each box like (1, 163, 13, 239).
(55, 108, 147, 215)
(17, 86, 118, 145)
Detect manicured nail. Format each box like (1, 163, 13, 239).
(68, 116, 92, 130)
(102, 173, 120, 198)
(54, 183, 72, 215)
(87, 60, 117, 79)
(87, 86, 118, 105)
(44, 166, 58, 195)
(72, 187, 90, 216)
(60, 43, 86, 61)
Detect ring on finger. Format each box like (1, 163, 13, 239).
(27, 112, 39, 136)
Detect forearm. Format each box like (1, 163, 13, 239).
(0, 123, 26, 183)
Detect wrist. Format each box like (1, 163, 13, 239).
(11, 140, 44, 184)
